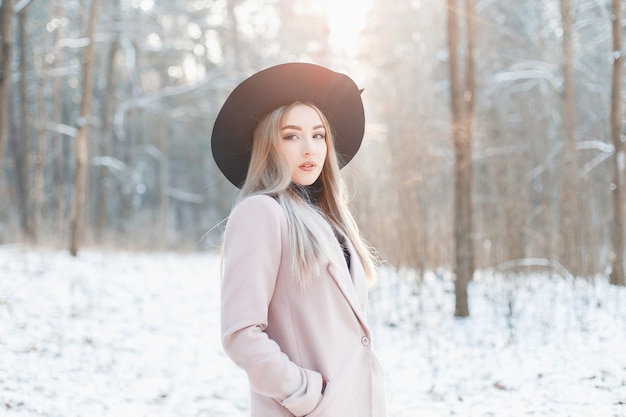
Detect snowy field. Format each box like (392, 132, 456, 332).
(1, 245, 625, 417)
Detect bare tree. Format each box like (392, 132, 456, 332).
(559, 0, 578, 274)
(51, 0, 66, 238)
(447, 0, 475, 317)
(225, 0, 244, 74)
(69, 0, 99, 256)
(609, 0, 625, 286)
(463, 0, 476, 277)
(32, 5, 51, 243)
(14, 6, 33, 240)
(0, 0, 14, 221)
(94, 0, 121, 239)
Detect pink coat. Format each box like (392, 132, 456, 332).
(221, 195, 387, 417)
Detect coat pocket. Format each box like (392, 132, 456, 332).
(304, 380, 331, 417)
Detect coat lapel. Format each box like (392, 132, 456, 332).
(326, 227, 369, 332)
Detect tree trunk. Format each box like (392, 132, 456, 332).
(559, 0, 578, 275)
(14, 9, 32, 240)
(226, 0, 243, 74)
(159, 116, 170, 249)
(69, 0, 99, 256)
(609, 0, 625, 287)
(464, 0, 476, 279)
(0, 0, 13, 214)
(95, 37, 119, 239)
(447, 0, 472, 317)
(52, 0, 65, 239)
(33, 43, 47, 244)
(32, 1, 57, 243)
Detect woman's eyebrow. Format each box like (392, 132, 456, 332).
(281, 124, 325, 131)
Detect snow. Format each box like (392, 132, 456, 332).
(1, 245, 625, 416)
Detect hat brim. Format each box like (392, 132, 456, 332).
(211, 62, 365, 188)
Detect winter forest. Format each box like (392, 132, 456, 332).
(1, 0, 626, 416)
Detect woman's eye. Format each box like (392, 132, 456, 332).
(313, 133, 326, 140)
(283, 134, 298, 140)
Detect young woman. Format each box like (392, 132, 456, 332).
(212, 63, 386, 417)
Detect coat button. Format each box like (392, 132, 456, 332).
(361, 336, 370, 346)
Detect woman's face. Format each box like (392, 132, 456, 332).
(279, 104, 328, 186)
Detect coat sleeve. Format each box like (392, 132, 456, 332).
(220, 195, 323, 416)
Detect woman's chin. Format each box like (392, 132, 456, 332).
(292, 174, 321, 186)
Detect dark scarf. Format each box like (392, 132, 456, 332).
(291, 178, 323, 205)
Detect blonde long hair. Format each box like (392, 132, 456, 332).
(238, 102, 377, 288)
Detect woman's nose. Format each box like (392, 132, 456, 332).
(302, 137, 315, 156)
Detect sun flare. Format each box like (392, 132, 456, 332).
(325, 0, 372, 56)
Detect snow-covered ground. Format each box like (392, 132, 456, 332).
(0, 245, 624, 417)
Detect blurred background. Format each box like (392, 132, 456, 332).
(0, 0, 624, 306)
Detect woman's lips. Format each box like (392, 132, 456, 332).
(299, 162, 317, 171)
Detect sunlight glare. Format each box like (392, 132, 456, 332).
(325, 0, 372, 56)
(131, 0, 154, 12)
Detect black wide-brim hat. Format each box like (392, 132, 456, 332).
(211, 62, 365, 188)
